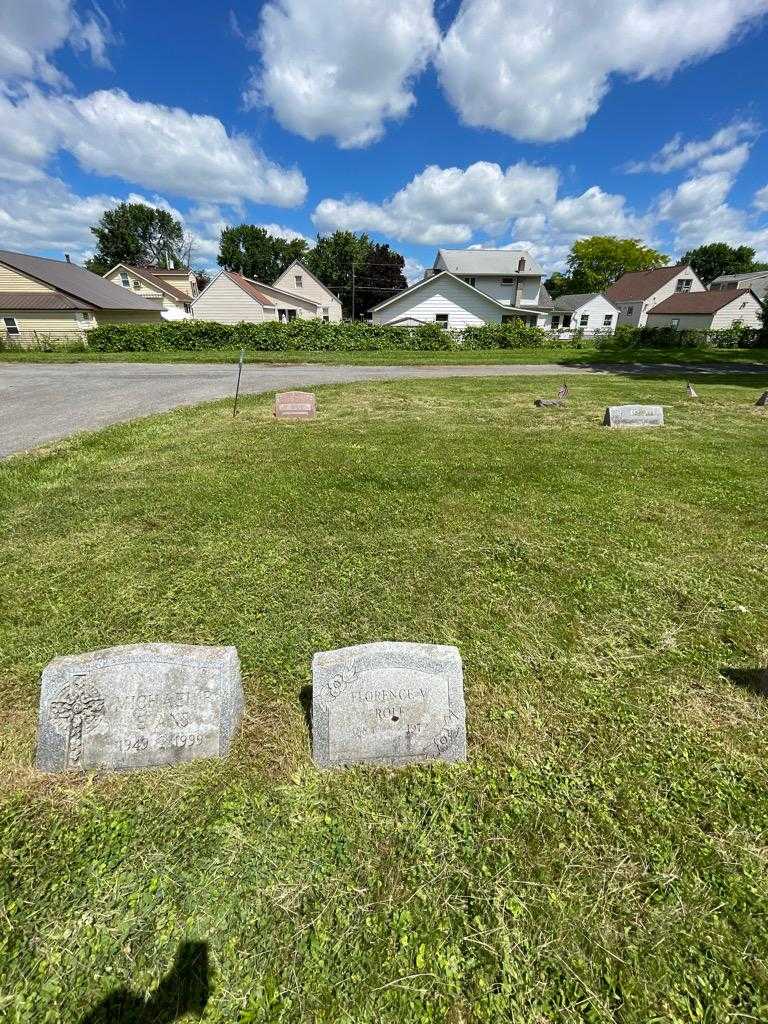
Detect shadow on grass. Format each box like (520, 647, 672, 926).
(300, 684, 313, 739)
(720, 667, 768, 698)
(80, 940, 209, 1023)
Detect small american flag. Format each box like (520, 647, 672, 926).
(557, 383, 569, 399)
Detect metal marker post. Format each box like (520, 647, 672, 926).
(233, 348, 245, 417)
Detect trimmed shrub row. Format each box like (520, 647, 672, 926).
(602, 323, 763, 350)
(84, 318, 554, 352)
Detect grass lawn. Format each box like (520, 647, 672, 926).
(1, 374, 768, 1022)
(0, 345, 767, 367)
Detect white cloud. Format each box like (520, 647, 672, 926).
(0, 87, 308, 206)
(754, 185, 768, 212)
(0, 0, 113, 85)
(403, 256, 425, 284)
(248, 0, 439, 147)
(626, 121, 760, 173)
(436, 0, 768, 142)
(656, 171, 768, 258)
(313, 160, 559, 244)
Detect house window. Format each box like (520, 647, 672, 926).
(435, 314, 449, 329)
(626, 305, 634, 315)
(278, 308, 297, 322)
(75, 311, 91, 323)
(294, 275, 303, 288)
(676, 279, 692, 292)
(501, 277, 516, 284)
(603, 314, 613, 326)
(184, 304, 192, 314)
(3, 316, 20, 336)
(551, 315, 561, 328)
(322, 307, 329, 322)
(562, 314, 572, 328)
(671, 319, 680, 329)
(579, 314, 589, 327)
(120, 272, 130, 287)
(463, 276, 476, 287)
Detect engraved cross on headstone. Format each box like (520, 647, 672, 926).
(49, 674, 106, 768)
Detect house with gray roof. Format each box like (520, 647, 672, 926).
(551, 292, 620, 337)
(371, 249, 551, 329)
(0, 249, 163, 346)
(709, 270, 768, 303)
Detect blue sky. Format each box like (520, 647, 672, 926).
(2, 0, 768, 280)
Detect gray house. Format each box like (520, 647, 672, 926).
(710, 270, 768, 303)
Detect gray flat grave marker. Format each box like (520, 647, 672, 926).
(534, 398, 563, 408)
(756, 391, 768, 407)
(275, 391, 316, 419)
(603, 404, 664, 428)
(312, 642, 466, 768)
(36, 644, 243, 772)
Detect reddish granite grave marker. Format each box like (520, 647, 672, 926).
(274, 392, 317, 420)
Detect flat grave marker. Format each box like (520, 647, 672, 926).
(274, 391, 317, 420)
(36, 644, 243, 772)
(312, 642, 466, 768)
(603, 404, 664, 428)
(534, 398, 564, 408)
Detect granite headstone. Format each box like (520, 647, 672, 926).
(603, 404, 664, 428)
(275, 391, 317, 419)
(756, 391, 768, 407)
(36, 643, 243, 772)
(311, 642, 466, 768)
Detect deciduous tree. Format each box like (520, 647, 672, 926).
(217, 225, 309, 282)
(682, 242, 768, 285)
(86, 203, 186, 275)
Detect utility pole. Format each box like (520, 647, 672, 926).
(351, 263, 356, 321)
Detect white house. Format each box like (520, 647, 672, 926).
(370, 249, 552, 328)
(272, 260, 342, 322)
(550, 293, 619, 337)
(605, 264, 705, 327)
(103, 264, 198, 320)
(645, 288, 763, 330)
(192, 260, 341, 324)
(710, 270, 768, 303)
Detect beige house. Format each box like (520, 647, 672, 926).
(606, 264, 705, 327)
(645, 288, 762, 330)
(193, 261, 341, 324)
(272, 260, 342, 322)
(0, 249, 163, 346)
(104, 264, 199, 320)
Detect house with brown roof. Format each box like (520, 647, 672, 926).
(645, 288, 762, 331)
(606, 263, 705, 327)
(0, 249, 163, 346)
(103, 263, 199, 319)
(192, 268, 335, 323)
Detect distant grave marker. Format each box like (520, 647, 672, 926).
(756, 391, 768, 407)
(36, 644, 243, 772)
(534, 398, 563, 408)
(275, 391, 316, 419)
(311, 642, 466, 768)
(603, 404, 664, 428)
(686, 382, 699, 399)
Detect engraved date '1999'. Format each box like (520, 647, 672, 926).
(119, 733, 205, 753)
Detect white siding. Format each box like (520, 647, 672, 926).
(254, 282, 319, 317)
(647, 294, 763, 330)
(372, 276, 507, 327)
(552, 296, 618, 337)
(471, 276, 541, 306)
(192, 273, 269, 324)
(615, 268, 705, 327)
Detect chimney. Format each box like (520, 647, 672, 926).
(65, 254, 71, 263)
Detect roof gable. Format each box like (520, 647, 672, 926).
(0, 250, 162, 311)
(107, 264, 191, 304)
(649, 288, 757, 315)
(553, 292, 619, 312)
(605, 264, 696, 302)
(274, 260, 340, 303)
(370, 270, 536, 315)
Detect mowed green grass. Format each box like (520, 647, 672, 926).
(1, 345, 767, 367)
(1, 375, 768, 1022)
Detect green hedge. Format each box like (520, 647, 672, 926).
(602, 323, 762, 350)
(84, 318, 553, 353)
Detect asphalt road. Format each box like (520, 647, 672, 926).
(0, 359, 762, 459)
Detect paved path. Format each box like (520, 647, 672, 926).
(0, 359, 764, 459)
